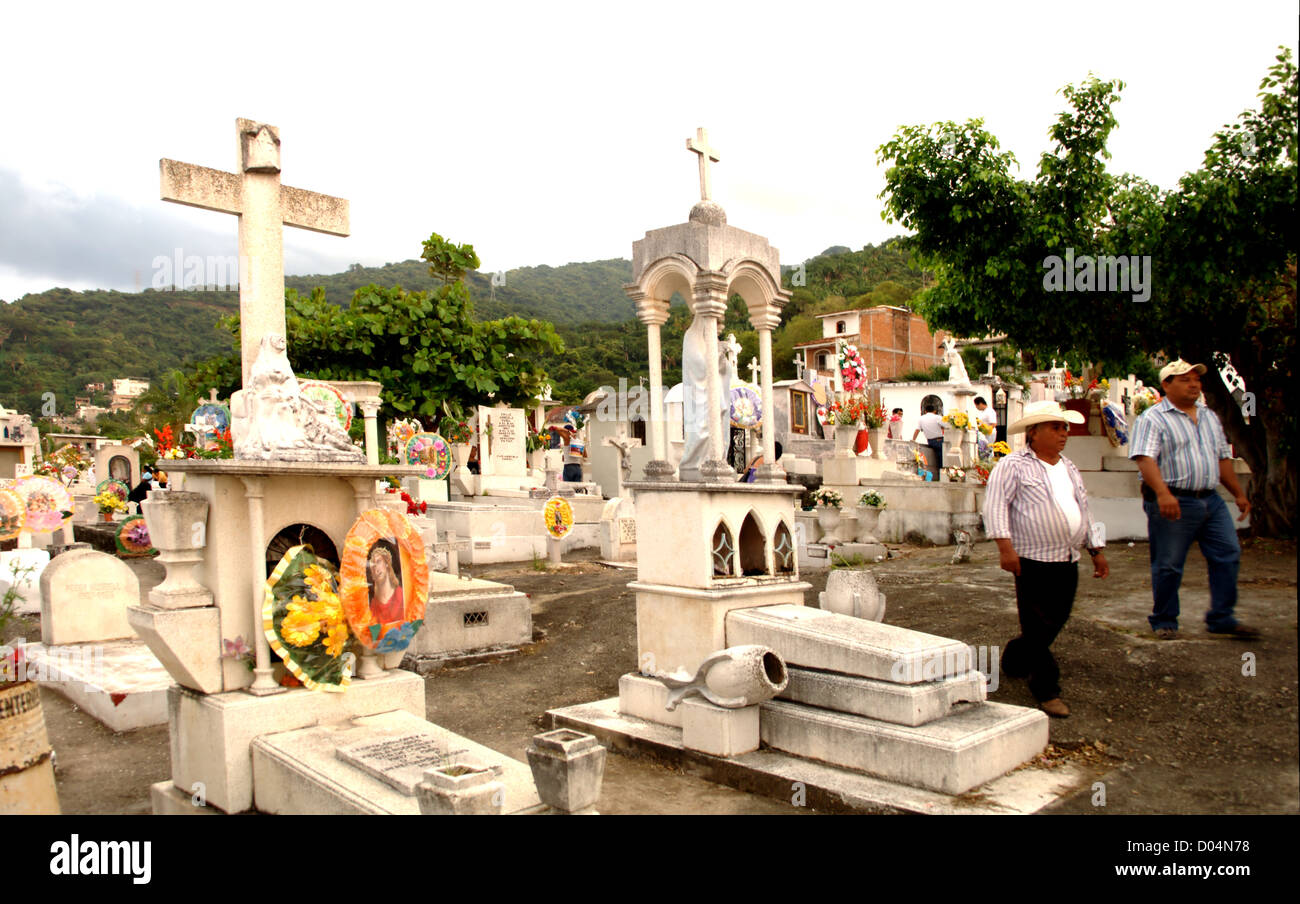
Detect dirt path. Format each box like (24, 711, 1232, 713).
(12, 538, 1297, 815)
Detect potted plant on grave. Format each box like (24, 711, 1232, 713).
(857, 490, 886, 543)
(1, 564, 60, 814)
(439, 402, 475, 472)
(812, 487, 843, 539)
(525, 429, 549, 472)
(92, 490, 127, 522)
(862, 404, 888, 460)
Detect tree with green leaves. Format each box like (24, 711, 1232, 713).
(187, 232, 564, 431)
(878, 49, 1296, 535)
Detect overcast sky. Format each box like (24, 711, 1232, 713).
(1, 0, 1294, 303)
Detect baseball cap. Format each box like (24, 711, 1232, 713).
(1159, 359, 1206, 383)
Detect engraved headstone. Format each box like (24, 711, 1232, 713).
(39, 548, 139, 645)
(479, 406, 527, 477)
(336, 733, 500, 796)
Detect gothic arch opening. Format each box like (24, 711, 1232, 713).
(265, 523, 339, 577)
(738, 511, 766, 576)
(772, 521, 795, 574)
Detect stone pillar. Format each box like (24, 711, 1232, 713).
(236, 151, 286, 387)
(238, 476, 281, 695)
(693, 275, 732, 482)
(630, 289, 674, 481)
(358, 401, 380, 466)
(751, 307, 785, 484)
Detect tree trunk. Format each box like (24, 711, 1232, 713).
(1200, 363, 1295, 537)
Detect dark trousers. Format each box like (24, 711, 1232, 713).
(1003, 558, 1079, 702)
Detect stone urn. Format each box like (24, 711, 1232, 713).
(416, 763, 504, 816)
(451, 443, 471, 470)
(832, 424, 859, 458)
(140, 490, 212, 609)
(0, 680, 61, 814)
(816, 504, 841, 540)
(526, 728, 607, 814)
(857, 505, 883, 543)
(528, 449, 546, 472)
(867, 427, 886, 460)
(836, 507, 859, 544)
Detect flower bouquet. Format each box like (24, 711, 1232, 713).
(1132, 387, 1161, 417)
(838, 344, 868, 392)
(439, 416, 473, 445)
(976, 419, 994, 437)
(946, 467, 966, 483)
(92, 491, 127, 515)
(941, 410, 973, 430)
(989, 440, 1012, 458)
(858, 490, 886, 509)
(1086, 377, 1110, 401)
(812, 487, 843, 509)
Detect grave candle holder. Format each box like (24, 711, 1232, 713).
(415, 763, 504, 816)
(525, 728, 606, 814)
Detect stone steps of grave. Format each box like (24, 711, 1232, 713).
(760, 699, 1047, 796)
(250, 709, 540, 815)
(726, 604, 972, 684)
(779, 666, 987, 727)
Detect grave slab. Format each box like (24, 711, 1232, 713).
(251, 709, 540, 815)
(725, 604, 972, 684)
(404, 571, 532, 657)
(548, 696, 1083, 815)
(39, 548, 138, 645)
(21, 640, 171, 731)
(758, 698, 1048, 795)
(780, 666, 987, 727)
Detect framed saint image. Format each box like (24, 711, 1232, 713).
(340, 509, 428, 654)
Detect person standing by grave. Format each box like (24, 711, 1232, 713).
(886, 408, 904, 440)
(974, 396, 997, 457)
(1128, 360, 1257, 641)
(911, 404, 944, 474)
(983, 401, 1109, 718)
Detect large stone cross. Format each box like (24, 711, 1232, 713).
(793, 355, 807, 381)
(160, 118, 349, 385)
(686, 127, 720, 202)
(985, 350, 996, 378)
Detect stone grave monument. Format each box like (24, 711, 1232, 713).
(133, 118, 545, 815)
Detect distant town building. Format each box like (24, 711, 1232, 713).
(0, 400, 40, 478)
(795, 307, 948, 384)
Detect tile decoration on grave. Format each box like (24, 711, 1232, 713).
(13, 476, 73, 533)
(729, 382, 763, 429)
(262, 543, 355, 692)
(403, 432, 452, 478)
(0, 486, 27, 540)
(339, 509, 428, 654)
(114, 517, 157, 558)
(1101, 400, 1129, 447)
(190, 402, 232, 440)
(298, 380, 352, 433)
(542, 496, 575, 540)
(95, 478, 131, 504)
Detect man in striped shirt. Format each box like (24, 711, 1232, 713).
(1129, 360, 1257, 641)
(984, 401, 1109, 718)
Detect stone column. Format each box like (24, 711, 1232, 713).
(693, 275, 732, 482)
(751, 307, 785, 484)
(630, 289, 674, 480)
(238, 476, 281, 695)
(358, 401, 380, 466)
(236, 151, 286, 387)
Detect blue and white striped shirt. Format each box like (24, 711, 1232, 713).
(983, 449, 1098, 563)
(1128, 398, 1230, 491)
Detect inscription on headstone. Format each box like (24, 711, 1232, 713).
(479, 406, 527, 477)
(337, 733, 500, 796)
(618, 518, 637, 544)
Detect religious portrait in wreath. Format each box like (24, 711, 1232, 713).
(340, 508, 429, 654)
(366, 541, 405, 624)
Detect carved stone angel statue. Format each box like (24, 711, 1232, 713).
(942, 337, 973, 390)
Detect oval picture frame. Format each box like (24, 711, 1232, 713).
(339, 509, 428, 653)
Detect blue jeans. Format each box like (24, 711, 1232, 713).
(1144, 493, 1241, 632)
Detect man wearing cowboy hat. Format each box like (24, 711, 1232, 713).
(1129, 359, 1257, 641)
(984, 400, 1109, 718)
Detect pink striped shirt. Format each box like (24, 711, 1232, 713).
(982, 448, 1099, 563)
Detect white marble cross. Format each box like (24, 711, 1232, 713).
(206, 387, 221, 405)
(986, 350, 996, 378)
(429, 529, 472, 577)
(160, 119, 350, 385)
(793, 356, 807, 381)
(686, 127, 720, 202)
(748, 356, 761, 386)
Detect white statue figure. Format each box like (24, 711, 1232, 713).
(942, 337, 972, 389)
(234, 334, 364, 461)
(679, 314, 731, 480)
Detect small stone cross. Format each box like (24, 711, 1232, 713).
(686, 127, 720, 202)
(748, 356, 761, 386)
(429, 529, 472, 577)
(793, 356, 807, 381)
(985, 350, 996, 378)
(206, 388, 221, 405)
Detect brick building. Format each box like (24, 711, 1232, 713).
(795, 306, 947, 384)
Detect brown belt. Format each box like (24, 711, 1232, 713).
(1141, 485, 1216, 501)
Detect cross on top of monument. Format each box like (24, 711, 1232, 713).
(206, 387, 221, 405)
(160, 118, 350, 386)
(986, 350, 996, 378)
(686, 127, 720, 202)
(748, 356, 761, 385)
(793, 355, 806, 380)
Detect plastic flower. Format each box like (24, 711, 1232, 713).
(281, 608, 322, 647)
(323, 623, 350, 657)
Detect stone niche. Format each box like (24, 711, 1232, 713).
(627, 481, 811, 678)
(95, 444, 140, 487)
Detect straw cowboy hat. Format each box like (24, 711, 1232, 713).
(1007, 400, 1086, 434)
